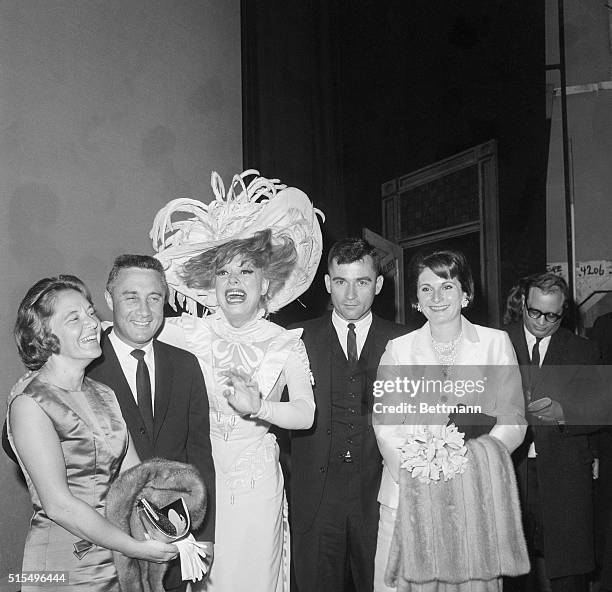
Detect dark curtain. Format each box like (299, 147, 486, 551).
(242, 0, 348, 322)
(242, 0, 547, 325)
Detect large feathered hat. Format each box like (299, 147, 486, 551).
(150, 169, 324, 314)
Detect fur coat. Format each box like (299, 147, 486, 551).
(385, 435, 529, 590)
(105, 458, 207, 592)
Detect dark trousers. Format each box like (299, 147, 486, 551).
(292, 462, 378, 592)
(506, 562, 587, 592)
(595, 429, 612, 591)
(505, 460, 589, 592)
(163, 557, 187, 592)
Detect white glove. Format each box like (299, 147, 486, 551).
(175, 534, 209, 582)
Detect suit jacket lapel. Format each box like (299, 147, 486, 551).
(409, 322, 438, 365)
(329, 318, 346, 363)
(542, 329, 567, 366)
(99, 336, 144, 434)
(366, 315, 385, 362)
(152, 341, 172, 443)
(506, 323, 535, 391)
(535, 329, 569, 392)
(512, 325, 531, 367)
(311, 315, 334, 424)
(362, 315, 391, 377)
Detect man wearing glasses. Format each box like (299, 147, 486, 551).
(505, 272, 601, 592)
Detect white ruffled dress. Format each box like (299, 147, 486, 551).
(158, 311, 315, 592)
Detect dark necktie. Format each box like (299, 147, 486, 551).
(527, 337, 542, 399)
(531, 338, 542, 367)
(131, 349, 154, 436)
(347, 323, 358, 364)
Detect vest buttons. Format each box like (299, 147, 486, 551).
(326, 429, 332, 435)
(139, 427, 146, 435)
(319, 466, 326, 473)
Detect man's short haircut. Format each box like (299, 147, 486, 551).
(406, 249, 475, 307)
(105, 254, 168, 296)
(327, 238, 381, 274)
(15, 275, 92, 370)
(523, 272, 569, 305)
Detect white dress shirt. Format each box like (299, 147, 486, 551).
(523, 326, 552, 368)
(108, 330, 156, 412)
(523, 326, 552, 457)
(331, 309, 373, 360)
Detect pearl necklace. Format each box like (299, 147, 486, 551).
(431, 331, 462, 377)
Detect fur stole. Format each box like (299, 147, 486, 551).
(385, 435, 529, 590)
(105, 458, 207, 592)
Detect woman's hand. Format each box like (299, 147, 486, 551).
(10, 396, 182, 562)
(222, 369, 262, 415)
(130, 539, 179, 563)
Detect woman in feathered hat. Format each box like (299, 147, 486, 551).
(151, 170, 323, 592)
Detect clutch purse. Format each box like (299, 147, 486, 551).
(447, 411, 496, 442)
(527, 397, 553, 413)
(137, 497, 191, 543)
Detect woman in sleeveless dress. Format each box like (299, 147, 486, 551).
(7, 275, 177, 592)
(150, 170, 323, 591)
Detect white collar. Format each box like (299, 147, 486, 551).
(108, 329, 154, 357)
(523, 325, 552, 349)
(331, 309, 373, 331)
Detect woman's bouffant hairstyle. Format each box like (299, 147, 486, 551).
(179, 229, 297, 310)
(407, 249, 475, 307)
(15, 275, 93, 370)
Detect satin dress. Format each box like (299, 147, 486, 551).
(7, 375, 128, 592)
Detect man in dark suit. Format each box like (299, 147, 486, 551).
(505, 272, 602, 592)
(590, 312, 612, 592)
(88, 254, 215, 592)
(290, 238, 408, 592)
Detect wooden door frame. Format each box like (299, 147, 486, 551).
(381, 140, 501, 327)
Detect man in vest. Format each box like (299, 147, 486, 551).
(290, 238, 408, 592)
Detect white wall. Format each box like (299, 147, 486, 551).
(546, 0, 612, 259)
(545, 0, 612, 325)
(0, 1, 241, 584)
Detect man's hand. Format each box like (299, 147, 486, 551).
(528, 397, 565, 425)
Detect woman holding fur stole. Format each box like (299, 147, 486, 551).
(373, 249, 528, 592)
(151, 170, 322, 592)
(7, 275, 177, 591)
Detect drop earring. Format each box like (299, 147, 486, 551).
(461, 297, 469, 309)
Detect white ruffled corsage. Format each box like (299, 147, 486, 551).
(399, 424, 468, 484)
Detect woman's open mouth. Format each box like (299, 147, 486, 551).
(225, 289, 247, 303)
